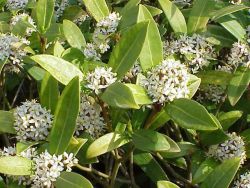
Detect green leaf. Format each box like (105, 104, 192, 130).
(149, 109, 170, 130)
(228, 67, 250, 106)
(109, 22, 149, 79)
(187, 74, 201, 98)
(62, 6, 85, 21)
(157, 181, 180, 188)
(137, 5, 163, 71)
(86, 132, 130, 158)
(0, 111, 15, 134)
(39, 72, 59, 114)
(82, 0, 109, 22)
(217, 15, 246, 40)
(0, 59, 7, 74)
(55, 172, 93, 188)
(206, 25, 236, 47)
(187, 0, 215, 33)
(63, 20, 86, 50)
(200, 129, 229, 146)
(211, 5, 249, 21)
(161, 142, 197, 158)
(193, 158, 219, 184)
(0, 156, 33, 175)
(197, 71, 233, 86)
(53, 41, 65, 57)
(144, 5, 162, 17)
(218, 111, 243, 130)
(201, 158, 241, 188)
(101, 83, 152, 109)
(23, 64, 46, 81)
(166, 99, 219, 130)
(66, 137, 87, 156)
(49, 77, 80, 155)
(36, 0, 55, 34)
(31, 55, 84, 85)
(132, 130, 170, 152)
(134, 151, 169, 182)
(158, 0, 187, 34)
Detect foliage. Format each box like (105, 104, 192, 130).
(0, 0, 249, 187)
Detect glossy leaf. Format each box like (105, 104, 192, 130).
(132, 130, 170, 152)
(82, 0, 109, 22)
(134, 152, 169, 182)
(49, 77, 80, 155)
(228, 67, 250, 106)
(201, 158, 241, 188)
(0, 110, 15, 134)
(187, 74, 201, 98)
(0, 156, 33, 175)
(137, 5, 163, 71)
(39, 72, 59, 114)
(187, 0, 215, 33)
(63, 20, 86, 50)
(158, 0, 187, 34)
(157, 181, 180, 188)
(166, 99, 219, 130)
(193, 158, 219, 184)
(36, 0, 55, 34)
(31, 55, 84, 85)
(109, 22, 148, 79)
(101, 83, 152, 109)
(218, 111, 243, 130)
(86, 132, 130, 158)
(211, 5, 249, 21)
(149, 109, 171, 130)
(197, 71, 233, 86)
(66, 137, 87, 156)
(55, 172, 93, 188)
(217, 15, 246, 40)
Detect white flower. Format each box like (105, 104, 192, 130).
(124, 62, 142, 81)
(31, 150, 78, 188)
(83, 43, 101, 61)
(86, 67, 117, 94)
(73, 14, 89, 25)
(55, 0, 69, 19)
(233, 172, 250, 188)
(0, 33, 29, 64)
(95, 12, 121, 36)
(140, 59, 189, 104)
(75, 94, 105, 138)
(208, 132, 246, 165)
(228, 41, 250, 69)
(14, 100, 53, 142)
(10, 13, 36, 36)
(164, 34, 215, 73)
(196, 84, 226, 104)
(6, 0, 28, 10)
(230, 0, 242, 5)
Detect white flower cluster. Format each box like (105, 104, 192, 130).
(14, 100, 53, 142)
(86, 67, 117, 94)
(75, 94, 105, 138)
(164, 34, 215, 73)
(227, 41, 250, 69)
(0, 33, 29, 64)
(140, 59, 189, 104)
(10, 13, 36, 36)
(84, 12, 120, 61)
(208, 132, 246, 165)
(196, 84, 226, 104)
(6, 0, 28, 10)
(32, 151, 78, 188)
(233, 172, 250, 188)
(55, 0, 69, 19)
(230, 0, 242, 5)
(0, 146, 37, 186)
(73, 14, 89, 26)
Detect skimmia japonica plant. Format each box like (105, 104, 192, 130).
(0, 0, 250, 187)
